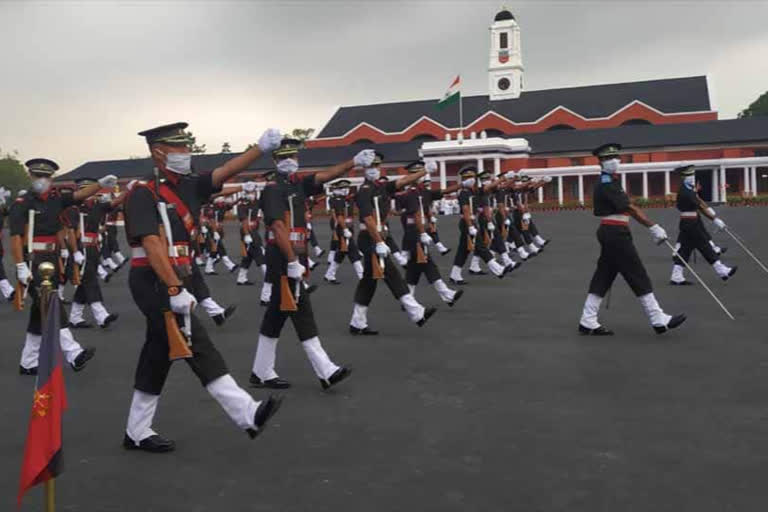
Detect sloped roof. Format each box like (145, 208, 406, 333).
(316, 76, 712, 138)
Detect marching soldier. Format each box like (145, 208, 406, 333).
(249, 139, 374, 389)
(324, 179, 364, 284)
(510, 173, 541, 257)
(68, 181, 123, 329)
(102, 189, 127, 270)
(122, 123, 284, 452)
(10, 159, 107, 374)
(488, 172, 520, 272)
(401, 160, 463, 306)
(348, 153, 436, 335)
(204, 194, 239, 274)
(0, 187, 14, 302)
(578, 143, 686, 335)
(235, 181, 266, 286)
(305, 194, 325, 270)
(669, 164, 737, 285)
(503, 173, 531, 261)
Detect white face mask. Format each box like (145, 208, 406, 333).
(333, 188, 346, 196)
(601, 158, 620, 174)
(365, 167, 381, 181)
(276, 158, 298, 175)
(165, 152, 192, 175)
(684, 175, 696, 189)
(31, 177, 51, 194)
(99, 194, 111, 203)
(246, 193, 257, 201)
(462, 178, 476, 188)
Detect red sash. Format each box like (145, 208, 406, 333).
(137, 181, 198, 239)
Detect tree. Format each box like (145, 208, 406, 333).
(221, 142, 232, 153)
(738, 91, 768, 118)
(0, 149, 30, 196)
(287, 128, 315, 141)
(184, 130, 207, 153)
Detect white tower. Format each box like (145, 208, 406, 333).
(488, 8, 523, 101)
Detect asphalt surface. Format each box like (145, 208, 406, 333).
(2, 207, 768, 512)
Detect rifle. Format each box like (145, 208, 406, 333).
(278, 195, 298, 313)
(415, 194, 427, 264)
(14, 208, 35, 312)
(467, 195, 476, 252)
(371, 196, 385, 279)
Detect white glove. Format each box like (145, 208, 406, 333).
(257, 128, 283, 153)
(343, 228, 352, 239)
(487, 222, 496, 233)
(306, 222, 313, 231)
(73, 251, 85, 265)
(706, 207, 716, 218)
(353, 149, 376, 168)
(201, 226, 208, 235)
(468, 226, 478, 237)
(127, 179, 139, 191)
(713, 218, 726, 231)
(98, 174, 118, 189)
(430, 216, 437, 224)
(522, 212, 532, 221)
(420, 232, 433, 246)
(61, 249, 70, 260)
(425, 161, 438, 174)
(649, 224, 668, 245)
(375, 241, 391, 258)
(16, 263, 30, 286)
(169, 288, 197, 315)
(544, 176, 552, 183)
(504, 218, 511, 226)
(213, 231, 221, 242)
(243, 234, 253, 245)
(241, 181, 257, 193)
(287, 259, 306, 279)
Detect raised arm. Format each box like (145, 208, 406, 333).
(210, 129, 281, 188)
(395, 170, 425, 190)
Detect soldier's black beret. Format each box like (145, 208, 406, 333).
(592, 143, 622, 159)
(138, 122, 190, 146)
(405, 160, 425, 172)
(674, 164, 695, 176)
(273, 138, 302, 158)
(25, 158, 59, 176)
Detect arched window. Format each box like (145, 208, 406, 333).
(411, 134, 438, 142)
(621, 119, 652, 126)
(484, 129, 505, 138)
(352, 138, 374, 144)
(546, 124, 575, 131)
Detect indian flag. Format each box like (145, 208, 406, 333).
(436, 75, 460, 109)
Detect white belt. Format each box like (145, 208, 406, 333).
(600, 214, 630, 225)
(82, 235, 99, 244)
(32, 242, 57, 252)
(680, 211, 698, 219)
(405, 218, 416, 225)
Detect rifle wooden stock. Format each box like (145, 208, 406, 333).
(72, 261, 81, 286)
(483, 231, 491, 247)
(502, 226, 508, 241)
(416, 242, 427, 264)
(467, 233, 475, 252)
(165, 311, 193, 361)
(371, 253, 384, 280)
(13, 282, 25, 311)
(279, 275, 298, 312)
(339, 233, 348, 253)
(240, 241, 247, 258)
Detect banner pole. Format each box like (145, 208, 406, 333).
(45, 479, 55, 512)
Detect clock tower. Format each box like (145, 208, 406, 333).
(488, 8, 523, 101)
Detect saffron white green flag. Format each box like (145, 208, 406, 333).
(436, 75, 460, 109)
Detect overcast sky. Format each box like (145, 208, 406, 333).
(1, 0, 767, 173)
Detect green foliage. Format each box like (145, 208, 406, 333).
(221, 142, 232, 153)
(286, 128, 315, 141)
(184, 130, 207, 154)
(738, 91, 768, 118)
(0, 149, 30, 196)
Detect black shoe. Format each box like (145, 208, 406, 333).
(70, 321, 93, 329)
(61, 297, 72, 305)
(439, 248, 452, 256)
(320, 367, 352, 390)
(718, 247, 728, 255)
(669, 280, 693, 286)
(305, 284, 319, 294)
(19, 366, 38, 376)
(417, 307, 437, 327)
(722, 266, 738, 281)
(71, 347, 96, 372)
(7, 290, 16, 303)
(448, 289, 464, 307)
(505, 263, 517, 273)
(315, 249, 326, 258)
(349, 325, 379, 335)
(653, 313, 687, 334)
(100, 313, 119, 328)
(309, 262, 319, 271)
(213, 305, 237, 326)
(104, 272, 112, 283)
(578, 324, 614, 336)
(247, 395, 285, 439)
(249, 374, 292, 389)
(237, 281, 255, 286)
(468, 269, 487, 275)
(123, 434, 175, 453)
(260, 300, 269, 307)
(449, 277, 467, 285)
(324, 277, 341, 285)
(205, 271, 218, 276)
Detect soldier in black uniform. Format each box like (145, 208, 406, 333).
(324, 179, 364, 284)
(400, 160, 464, 306)
(10, 159, 105, 374)
(235, 181, 265, 285)
(348, 153, 436, 335)
(0, 187, 14, 302)
(669, 164, 737, 285)
(249, 139, 373, 389)
(68, 180, 122, 329)
(578, 143, 686, 335)
(122, 123, 284, 453)
(102, 190, 127, 270)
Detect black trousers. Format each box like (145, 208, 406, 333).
(0, 255, 7, 282)
(189, 263, 212, 302)
(428, 228, 442, 245)
(259, 245, 319, 341)
(332, 234, 361, 264)
(453, 219, 494, 267)
(26, 252, 69, 335)
(587, 225, 653, 298)
(73, 245, 103, 304)
(309, 229, 319, 248)
(528, 219, 540, 238)
(513, 210, 534, 245)
(240, 231, 265, 269)
(491, 212, 509, 254)
(129, 267, 228, 394)
(353, 231, 409, 305)
(674, 220, 718, 265)
(402, 229, 442, 285)
(505, 217, 525, 247)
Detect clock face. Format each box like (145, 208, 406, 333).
(498, 77, 510, 91)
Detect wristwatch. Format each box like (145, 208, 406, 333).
(167, 285, 183, 297)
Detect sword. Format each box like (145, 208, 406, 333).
(78, 210, 88, 275)
(23, 208, 35, 302)
(288, 194, 301, 301)
(664, 240, 735, 320)
(723, 227, 768, 275)
(373, 195, 385, 270)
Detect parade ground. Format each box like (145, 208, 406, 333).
(2, 207, 767, 512)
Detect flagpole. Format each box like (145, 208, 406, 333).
(38, 263, 57, 512)
(458, 91, 463, 143)
(45, 480, 55, 512)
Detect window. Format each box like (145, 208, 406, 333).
(621, 119, 652, 126)
(352, 138, 373, 144)
(484, 129, 505, 137)
(411, 134, 438, 142)
(499, 32, 508, 49)
(546, 124, 575, 131)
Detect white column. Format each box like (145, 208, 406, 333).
(620, 172, 627, 192)
(537, 186, 543, 204)
(493, 158, 501, 177)
(752, 167, 758, 197)
(720, 165, 727, 202)
(711, 168, 718, 203)
(557, 176, 564, 206)
(743, 167, 750, 195)
(642, 171, 648, 199)
(477, 158, 484, 174)
(664, 170, 671, 196)
(577, 174, 584, 205)
(439, 160, 447, 190)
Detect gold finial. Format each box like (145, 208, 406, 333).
(39, 262, 55, 285)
